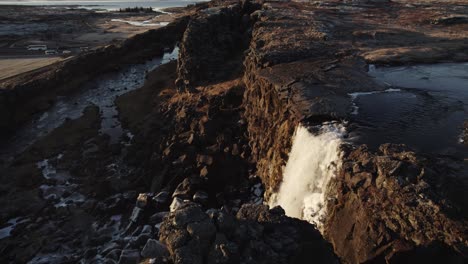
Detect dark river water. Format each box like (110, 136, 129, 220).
(349, 63, 468, 158)
(0, 47, 179, 164)
(0, 47, 179, 257)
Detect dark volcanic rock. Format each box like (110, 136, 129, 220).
(3, 1, 468, 263)
(125, 1, 468, 263)
(192, 190, 209, 205)
(172, 176, 205, 199)
(324, 144, 468, 263)
(153, 191, 171, 206)
(141, 239, 170, 258)
(242, 2, 385, 198)
(175, 0, 259, 92)
(242, 0, 468, 199)
(159, 202, 338, 264)
(118, 249, 141, 264)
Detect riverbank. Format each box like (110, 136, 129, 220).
(0, 12, 194, 143)
(0, 27, 187, 262)
(0, 5, 175, 79)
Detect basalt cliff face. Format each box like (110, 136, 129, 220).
(175, 1, 258, 92)
(325, 144, 467, 263)
(1, 0, 467, 263)
(155, 0, 467, 263)
(239, 2, 467, 263)
(119, 1, 339, 262)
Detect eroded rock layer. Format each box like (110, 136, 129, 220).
(1, 0, 467, 263)
(160, 202, 337, 264)
(240, 0, 468, 263)
(176, 0, 259, 92)
(325, 144, 467, 263)
(127, 0, 467, 262)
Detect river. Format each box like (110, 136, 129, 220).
(350, 62, 468, 158)
(0, 47, 179, 164)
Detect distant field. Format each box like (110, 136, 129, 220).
(0, 57, 63, 81)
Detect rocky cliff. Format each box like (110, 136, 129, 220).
(175, 1, 258, 92)
(1, 0, 467, 263)
(134, 0, 467, 263)
(243, 2, 381, 197)
(115, 2, 339, 262)
(325, 144, 467, 263)
(171, 0, 468, 263)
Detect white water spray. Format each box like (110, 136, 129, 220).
(269, 122, 346, 230)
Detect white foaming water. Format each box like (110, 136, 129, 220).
(269, 122, 346, 230)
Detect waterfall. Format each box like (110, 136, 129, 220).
(269, 122, 345, 230)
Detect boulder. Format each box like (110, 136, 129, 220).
(170, 197, 187, 212)
(172, 177, 204, 199)
(173, 204, 207, 228)
(141, 239, 170, 258)
(140, 225, 153, 235)
(101, 242, 121, 256)
(129, 207, 143, 223)
(149, 211, 169, 225)
(105, 249, 122, 261)
(159, 202, 338, 264)
(117, 249, 140, 264)
(127, 233, 151, 249)
(136, 193, 149, 208)
(193, 191, 209, 205)
(153, 191, 171, 206)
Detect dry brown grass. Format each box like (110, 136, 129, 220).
(0, 57, 64, 81)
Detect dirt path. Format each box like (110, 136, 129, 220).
(0, 57, 64, 81)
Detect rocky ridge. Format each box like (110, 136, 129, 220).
(237, 0, 467, 262)
(151, 0, 466, 262)
(110, 1, 339, 263)
(175, 1, 258, 92)
(0, 0, 467, 263)
(325, 144, 467, 263)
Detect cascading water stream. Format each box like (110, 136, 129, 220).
(269, 122, 346, 230)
